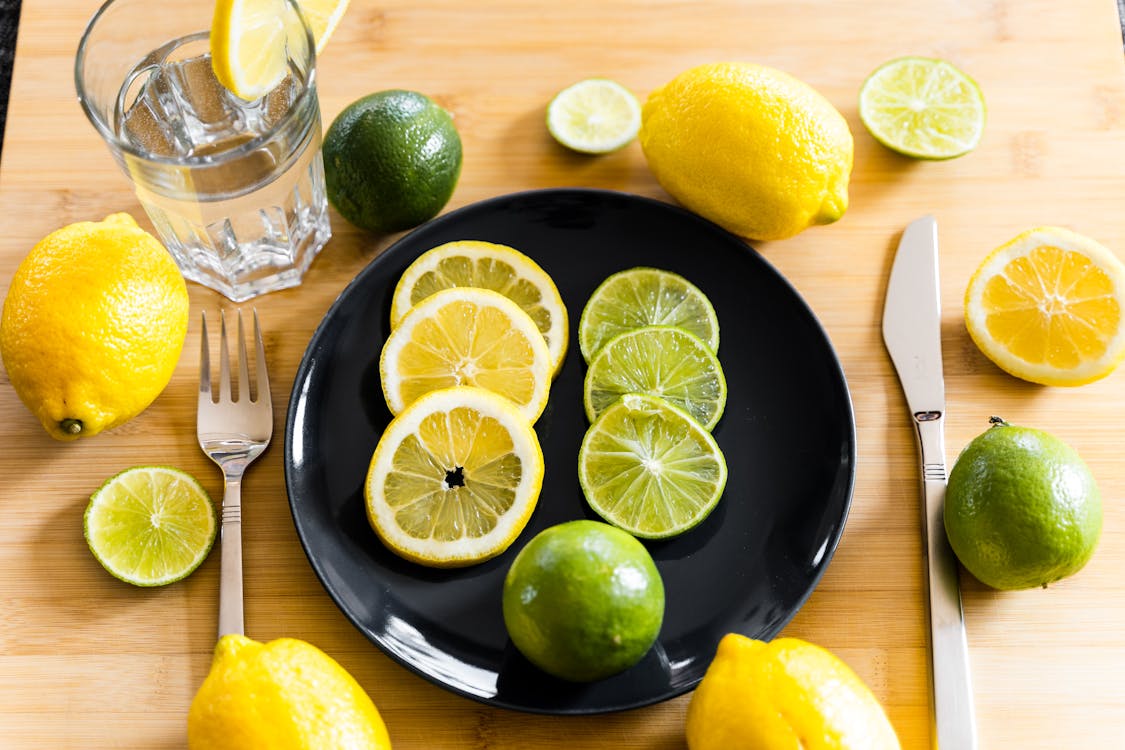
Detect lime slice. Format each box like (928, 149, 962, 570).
(579, 267, 719, 362)
(84, 466, 217, 586)
(547, 79, 641, 154)
(859, 56, 986, 160)
(578, 393, 727, 539)
(584, 326, 726, 430)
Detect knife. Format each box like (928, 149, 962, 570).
(882, 216, 978, 750)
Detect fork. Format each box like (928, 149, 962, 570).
(197, 310, 273, 638)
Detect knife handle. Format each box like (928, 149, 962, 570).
(914, 415, 979, 750)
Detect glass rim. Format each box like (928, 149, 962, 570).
(74, 0, 319, 167)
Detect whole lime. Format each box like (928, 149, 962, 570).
(323, 89, 462, 233)
(945, 418, 1102, 590)
(502, 519, 664, 682)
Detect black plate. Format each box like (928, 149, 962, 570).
(284, 188, 856, 714)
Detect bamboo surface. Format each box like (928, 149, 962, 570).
(3, 0, 1125, 747)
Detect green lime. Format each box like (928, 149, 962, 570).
(858, 56, 986, 160)
(579, 267, 719, 363)
(84, 466, 217, 587)
(502, 519, 664, 682)
(323, 89, 463, 233)
(579, 393, 727, 538)
(584, 326, 726, 430)
(945, 417, 1102, 590)
(547, 78, 641, 154)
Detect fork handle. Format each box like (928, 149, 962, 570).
(218, 476, 244, 638)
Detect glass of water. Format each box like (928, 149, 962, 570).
(75, 0, 331, 302)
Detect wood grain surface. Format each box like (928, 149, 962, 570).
(3, 0, 1125, 747)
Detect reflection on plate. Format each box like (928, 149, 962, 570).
(284, 188, 855, 714)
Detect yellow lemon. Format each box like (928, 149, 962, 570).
(188, 634, 392, 750)
(640, 62, 853, 242)
(686, 634, 900, 750)
(965, 226, 1125, 386)
(0, 214, 189, 441)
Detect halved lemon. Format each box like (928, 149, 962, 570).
(965, 226, 1125, 386)
(365, 386, 544, 567)
(390, 240, 569, 376)
(380, 287, 552, 422)
(211, 0, 350, 100)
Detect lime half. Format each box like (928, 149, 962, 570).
(579, 393, 727, 538)
(584, 326, 726, 430)
(859, 56, 986, 160)
(579, 267, 719, 362)
(547, 79, 641, 154)
(84, 466, 217, 586)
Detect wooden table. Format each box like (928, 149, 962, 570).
(3, 0, 1125, 747)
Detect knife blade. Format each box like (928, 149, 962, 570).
(882, 216, 978, 750)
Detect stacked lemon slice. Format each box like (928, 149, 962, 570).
(367, 241, 568, 567)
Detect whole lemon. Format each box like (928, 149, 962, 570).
(0, 214, 188, 440)
(188, 634, 392, 750)
(686, 634, 900, 750)
(945, 417, 1102, 590)
(640, 62, 853, 241)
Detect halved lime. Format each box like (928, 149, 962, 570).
(579, 267, 719, 362)
(584, 326, 726, 430)
(84, 466, 217, 586)
(578, 393, 727, 539)
(547, 78, 641, 154)
(859, 56, 986, 160)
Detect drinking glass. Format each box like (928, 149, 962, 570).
(75, 0, 332, 302)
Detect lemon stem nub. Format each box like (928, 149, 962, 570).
(988, 416, 1007, 428)
(60, 418, 83, 435)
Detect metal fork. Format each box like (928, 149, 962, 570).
(197, 310, 273, 638)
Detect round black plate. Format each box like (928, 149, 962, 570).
(284, 188, 856, 714)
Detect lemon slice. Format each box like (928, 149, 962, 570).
(84, 467, 217, 586)
(211, 0, 350, 100)
(579, 393, 727, 539)
(859, 56, 986, 160)
(211, 0, 290, 100)
(296, 0, 350, 53)
(965, 226, 1125, 386)
(547, 79, 642, 154)
(380, 287, 552, 422)
(584, 326, 727, 430)
(390, 240, 569, 376)
(365, 386, 544, 567)
(579, 267, 719, 362)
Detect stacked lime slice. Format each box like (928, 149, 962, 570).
(577, 267, 727, 538)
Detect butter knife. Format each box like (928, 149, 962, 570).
(882, 216, 978, 749)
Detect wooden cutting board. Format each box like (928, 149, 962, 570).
(3, 0, 1125, 747)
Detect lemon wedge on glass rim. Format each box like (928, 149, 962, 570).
(965, 226, 1125, 386)
(365, 386, 544, 567)
(211, 0, 350, 100)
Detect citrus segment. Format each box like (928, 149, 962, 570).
(365, 387, 544, 567)
(579, 267, 719, 362)
(965, 227, 1125, 386)
(579, 393, 727, 538)
(293, 0, 350, 53)
(84, 466, 216, 587)
(390, 240, 569, 375)
(380, 287, 552, 422)
(211, 0, 289, 100)
(547, 78, 641, 154)
(859, 56, 985, 160)
(584, 326, 726, 430)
